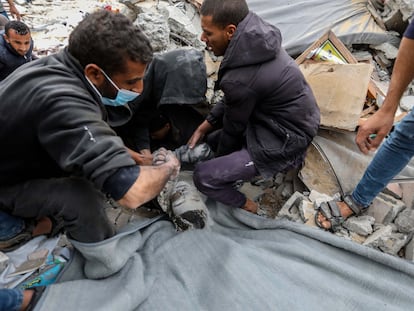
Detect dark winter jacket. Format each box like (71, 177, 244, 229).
(115, 48, 207, 152)
(0, 32, 35, 81)
(206, 11, 320, 177)
(0, 48, 137, 199)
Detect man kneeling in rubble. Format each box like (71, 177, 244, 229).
(188, 0, 320, 214)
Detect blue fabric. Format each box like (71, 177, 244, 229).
(0, 11, 8, 19)
(404, 19, 414, 39)
(0, 288, 23, 311)
(0, 210, 24, 240)
(352, 109, 414, 207)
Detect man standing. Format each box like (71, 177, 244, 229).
(189, 0, 320, 213)
(0, 20, 36, 80)
(0, 10, 180, 245)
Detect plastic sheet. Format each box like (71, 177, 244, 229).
(246, 0, 396, 56)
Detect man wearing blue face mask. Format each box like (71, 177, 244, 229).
(0, 9, 180, 251)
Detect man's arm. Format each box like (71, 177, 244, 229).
(118, 150, 179, 209)
(356, 33, 414, 154)
(6, 0, 20, 20)
(126, 147, 153, 166)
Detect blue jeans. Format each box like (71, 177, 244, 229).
(0, 289, 23, 311)
(0, 211, 24, 240)
(0, 11, 8, 19)
(352, 109, 414, 207)
(193, 148, 259, 208)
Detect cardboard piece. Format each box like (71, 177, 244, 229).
(296, 30, 385, 131)
(300, 62, 373, 131)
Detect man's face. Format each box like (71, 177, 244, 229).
(200, 15, 233, 57)
(4, 29, 31, 57)
(100, 59, 147, 99)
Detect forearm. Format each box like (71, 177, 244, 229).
(380, 37, 414, 115)
(118, 164, 174, 209)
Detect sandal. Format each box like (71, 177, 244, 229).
(315, 195, 364, 232)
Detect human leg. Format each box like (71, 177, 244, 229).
(0, 11, 9, 20)
(0, 288, 24, 311)
(352, 112, 414, 206)
(317, 112, 414, 230)
(0, 177, 115, 243)
(193, 148, 259, 209)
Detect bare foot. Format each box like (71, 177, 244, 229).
(316, 201, 354, 230)
(32, 217, 53, 237)
(20, 289, 34, 311)
(242, 198, 258, 214)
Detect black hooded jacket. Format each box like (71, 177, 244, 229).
(206, 11, 320, 177)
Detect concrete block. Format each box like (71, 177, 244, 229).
(367, 192, 405, 224)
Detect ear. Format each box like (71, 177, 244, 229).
(225, 24, 237, 40)
(84, 64, 105, 86)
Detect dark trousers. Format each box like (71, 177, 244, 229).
(0, 177, 115, 243)
(193, 148, 259, 208)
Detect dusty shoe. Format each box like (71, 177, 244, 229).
(0, 212, 33, 252)
(170, 181, 209, 231)
(153, 147, 180, 213)
(157, 179, 177, 214)
(174, 143, 214, 166)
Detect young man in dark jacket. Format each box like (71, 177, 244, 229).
(189, 0, 320, 213)
(0, 10, 180, 245)
(0, 20, 36, 81)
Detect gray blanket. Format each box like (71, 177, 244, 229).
(36, 200, 414, 311)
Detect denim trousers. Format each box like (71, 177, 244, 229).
(193, 148, 259, 208)
(352, 109, 414, 207)
(0, 288, 23, 311)
(0, 211, 24, 240)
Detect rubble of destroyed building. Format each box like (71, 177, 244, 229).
(6, 0, 414, 261)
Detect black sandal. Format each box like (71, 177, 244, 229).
(315, 195, 364, 232)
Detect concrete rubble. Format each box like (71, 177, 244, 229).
(5, 0, 414, 263)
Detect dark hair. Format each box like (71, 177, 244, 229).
(5, 20, 30, 36)
(200, 0, 249, 29)
(68, 10, 153, 75)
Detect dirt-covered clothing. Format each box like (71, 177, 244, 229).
(206, 11, 320, 178)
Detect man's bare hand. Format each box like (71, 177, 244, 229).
(127, 147, 153, 165)
(152, 147, 180, 180)
(355, 109, 394, 154)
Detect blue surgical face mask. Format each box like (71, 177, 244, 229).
(100, 70, 140, 107)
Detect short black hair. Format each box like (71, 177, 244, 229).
(68, 10, 153, 75)
(5, 20, 30, 36)
(200, 0, 249, 29)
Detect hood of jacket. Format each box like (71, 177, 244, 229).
(219, 11, 281, 74)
